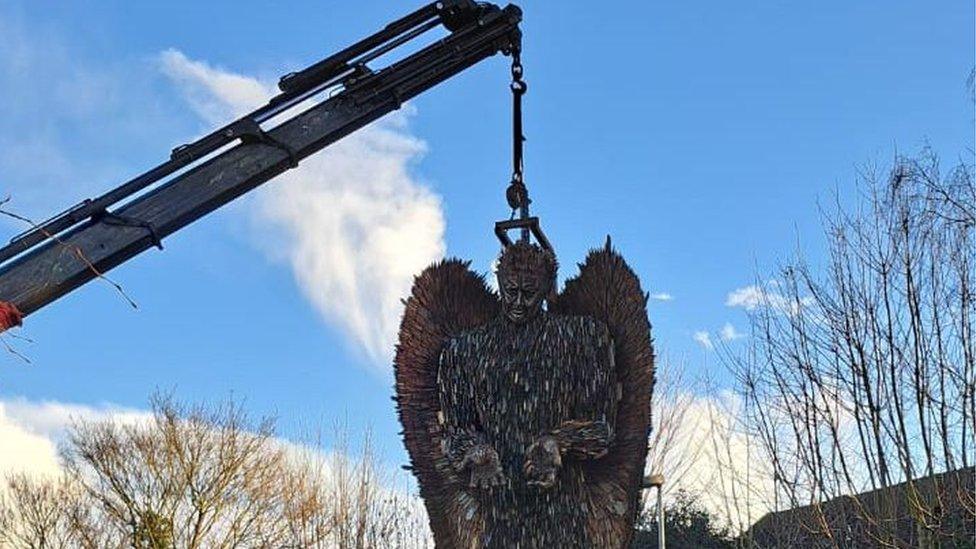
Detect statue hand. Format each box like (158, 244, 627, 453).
(461, 444, 505, 489)
(524, 435, 562, 489)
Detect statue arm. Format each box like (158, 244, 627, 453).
(525, 326, 616, 487)
(550, 328, 618, 461)
(438, 341, 479, 468)
(438, 339, 503, 486)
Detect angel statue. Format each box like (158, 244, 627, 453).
(395, 237, 654, 548)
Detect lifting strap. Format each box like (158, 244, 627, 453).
(506, 46, 530, 241)
(497, 43, 552, 252)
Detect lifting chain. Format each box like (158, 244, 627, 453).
(506, 46, 531, 242)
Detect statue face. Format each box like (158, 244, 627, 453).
(500, 270, 547, 324)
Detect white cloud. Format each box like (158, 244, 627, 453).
(692, 324, 742, 351)
(719, 322, 744, 341)
(693, 330, 714, 350)
(0, 404, 60, 479)
(0, 398, 149, 479)
(726, 284, 812, 316)
(159, 50, 446, 369)
(648, 292, 673, 302)
(725, 285, 766, 311)
(158, 50, 273, 126)
(648, 390, 775, 531)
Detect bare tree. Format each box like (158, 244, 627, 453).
(0, 396, 431, 548)
(725, 149, 976, 547)
(280, 425, 431, 548)
(0, 474, 77, 549)
(644, 358, 706, 500)
(62, 395, 286, 548)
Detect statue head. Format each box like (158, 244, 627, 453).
(495, 241, 557, 324)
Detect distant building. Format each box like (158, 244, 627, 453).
(746, 467, 974, 548)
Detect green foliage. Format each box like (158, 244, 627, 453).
(133, 511, 174, 549)
(633, 490, 734, 549)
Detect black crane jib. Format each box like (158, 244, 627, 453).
(0, 1, 522, 320)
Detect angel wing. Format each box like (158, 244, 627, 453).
(549, 237, 656, 545)
(394, 258, 499, 546)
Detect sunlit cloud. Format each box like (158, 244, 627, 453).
(719, 322, 744, 341)
(726, 284, 812, 316)
(647, 383, 775, 532)
(0, 398, 149, 479)
(160, 50, 445, 371)
(693, 330, 714, 350)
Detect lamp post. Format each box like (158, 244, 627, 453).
(647, 473, 665, 549)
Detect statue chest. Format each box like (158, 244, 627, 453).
(468, 322, 590, 451)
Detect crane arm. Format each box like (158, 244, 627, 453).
(0, 1, 522, 321)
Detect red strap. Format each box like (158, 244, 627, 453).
(0, 301, 23, 332)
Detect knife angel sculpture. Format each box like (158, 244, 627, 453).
(394, 238, 654, 548)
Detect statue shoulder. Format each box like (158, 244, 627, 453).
(437, 320, 499, 388)
(440, 319, 497, 358)
(547, 313, 612, 345)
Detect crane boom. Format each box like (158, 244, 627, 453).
(0, 1, 522, 319)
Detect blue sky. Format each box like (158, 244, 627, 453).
(0, 0, 972, 469)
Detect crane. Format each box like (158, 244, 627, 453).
(0, 1, 523, 332)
